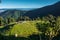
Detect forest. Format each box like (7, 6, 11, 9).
(0, 14, 60, 40)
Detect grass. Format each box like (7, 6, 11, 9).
(3, 21, 39, 37)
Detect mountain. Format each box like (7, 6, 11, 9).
(0, 1, 60, 19)
(0, 8, 36, 18)
(23, 1, 60, 19)
(0, 8, 36, 11)
(0, 9, 26, 19)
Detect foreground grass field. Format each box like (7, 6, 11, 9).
(1, 21, 39, 37)
(0, 20, 60, 40)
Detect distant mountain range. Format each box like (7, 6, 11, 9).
(0, 1, 60, 19)
(0, 8, 36, 11)
(0, 9, 26, 19)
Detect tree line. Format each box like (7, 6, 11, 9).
(0, 14, 60, 40)
(36, 15, 60, 40)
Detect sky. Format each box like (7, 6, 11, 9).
(0, 0, 60, 8)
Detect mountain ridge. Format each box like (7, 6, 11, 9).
(0, 1, 60, 19)
(23, 1, 60, 18)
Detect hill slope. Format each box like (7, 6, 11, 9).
(23, 1, 60, 19)
(0, 1, 60, 19)
(0, 9, 26, 19)
(1, 21, 39, 37)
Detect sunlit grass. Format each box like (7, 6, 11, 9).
(4, 21, 39, 37)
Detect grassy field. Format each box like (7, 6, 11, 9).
(1, 21, 39, 37)
(0, 20, 60, 40)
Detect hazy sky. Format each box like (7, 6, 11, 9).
(0, 0, 60, 8)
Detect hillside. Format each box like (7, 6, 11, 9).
(23, 1, 60, 19)
(0, 21, 39, 37)
(0, 9, 26, 19)
(0, 2, 60, 19)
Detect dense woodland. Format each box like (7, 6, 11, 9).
(0, 14, 60, 40)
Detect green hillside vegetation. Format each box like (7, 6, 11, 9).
(0, 15, 60, 40)
(1, 21, 39, 37)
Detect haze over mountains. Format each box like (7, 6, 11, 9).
(0, 1, 60, 19)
